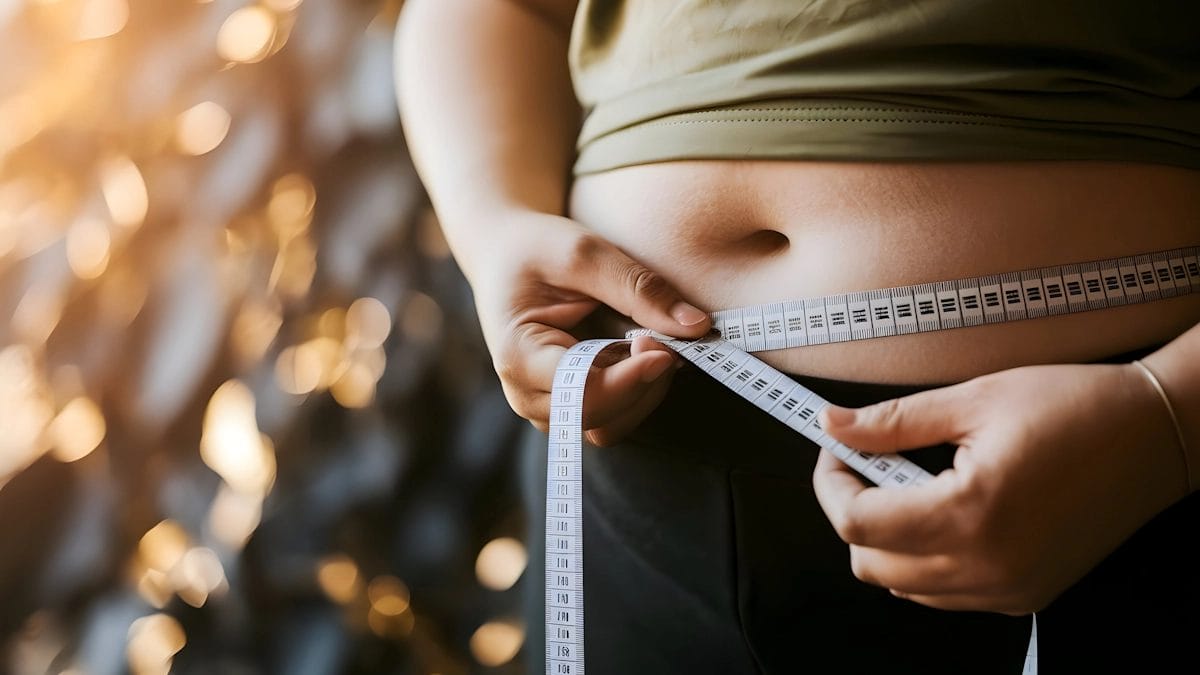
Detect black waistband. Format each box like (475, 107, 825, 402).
(786, 341, 1164, 409)
(618, 341, 1165, 477)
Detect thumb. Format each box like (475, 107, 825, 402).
(819, 385, 972, 453)
(566, 235, 711, 337)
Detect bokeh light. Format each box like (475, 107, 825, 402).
(366, 575, 414, 638)
(475, 537, 527, 592)
(367, 575, 410, 616)
(0, 1, 525, 673)
(317, 554, 362, 605)
(200, 380, 276, 497)
(175, 547, 227, 608)
(139, 520, 189, 574)
(275, 343, 322, 395)
(10, 286, 65, 345)
(65, 216, 111, 280)
(268, 172, 315, 240)
(217, 6, 276, 64)
(469, 621, 524, 667)
(264, 0, 304, 12)
(331, 360, 377, 408)
(99, 156, 148, 229)
(76, 0, 129, 41)
(206, 483, 263, 550)
(175, 101, 232, 156)
(346, 296, 391, 349)
(126, 614, 186, 675)
(47, 396, 106, 462)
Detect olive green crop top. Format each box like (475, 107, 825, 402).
(568, 0, 1200, 175)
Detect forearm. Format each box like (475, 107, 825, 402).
(1141, 320, 1200, 494)
(395, 0, 580, 280)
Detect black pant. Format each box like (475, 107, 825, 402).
(521, 346, 1199, 674)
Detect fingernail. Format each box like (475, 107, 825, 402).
(671, 302, 708, 326)
(641, 356, 673, 383)
(822, 406, 856, 426)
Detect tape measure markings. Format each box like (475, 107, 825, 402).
(712, 247, 1199, 353)
(647, 332, 934, 486)
(544, 334, 935, 674)
(544, 245, 1199, 675)
(546, 338, 631, 675)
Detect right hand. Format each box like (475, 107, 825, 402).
(469, 211, 712, 445)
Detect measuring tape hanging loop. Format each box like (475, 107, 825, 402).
(544, 246, 1200, 675)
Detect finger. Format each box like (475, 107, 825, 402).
(553, 234, 711, 338)
(506, 325, 678, 426)
(525, 299, 602, 329)
(512, 345, 669, 429)
(585, 368, 676, 446)
(629, 334, 678, 358)
(498, 322, 597, 425)
(813, 450, 958, 552)
(508, 323, 578, 392)
(818, 384, 976, 453)
(582, 349, 675, 429)
(506, 384, 550, 430)
(587, 334, 675, 369)
(848, 546, 967, 595)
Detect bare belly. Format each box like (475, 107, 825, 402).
(570, 161, 1200, 383)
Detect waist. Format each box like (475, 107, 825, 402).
(569, 160, 1200, 383)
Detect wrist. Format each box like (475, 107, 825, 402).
(1140, 324, 1200, 495)
(1128, 360, 1195, 496)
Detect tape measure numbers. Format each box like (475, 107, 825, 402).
(544, 246, 1200, 675)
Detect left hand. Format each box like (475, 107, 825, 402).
(812, 362, 1191, 615)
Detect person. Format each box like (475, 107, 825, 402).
(394, 1, 1200, 672)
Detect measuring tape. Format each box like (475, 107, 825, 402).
(544, 246, 1200, 675)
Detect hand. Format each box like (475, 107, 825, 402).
(812, 362, 1191, 615)
(470, 211, 711, 445)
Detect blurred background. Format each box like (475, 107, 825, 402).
(0, 0, 532, 673)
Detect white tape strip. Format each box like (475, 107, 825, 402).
(545, 245, 1199, 675)
(712, 246, 1200, 353)
(633, 332, 934, 486)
